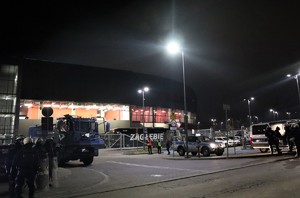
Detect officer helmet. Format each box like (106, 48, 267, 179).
(34, 137, 43, 145)
(23, 137, 32, 145)
(14, 136, 24, 144)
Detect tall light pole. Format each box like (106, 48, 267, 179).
(286, 112, 291, 120)
(287, 74, 300, 116)
(269, 109, 278, 121)
(243, 97, 254, 126)
(138, 87, 149, 150)
(166, 41, 189, 158)
(254, 116, 259, 123)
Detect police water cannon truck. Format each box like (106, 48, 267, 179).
(29, 114, 105, 166)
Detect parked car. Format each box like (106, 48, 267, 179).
(228, 136, 241, 146)
(173, 136, 225, 157)
(215, 136, 235, 147)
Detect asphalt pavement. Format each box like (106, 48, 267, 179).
(0, 146, 296, 198)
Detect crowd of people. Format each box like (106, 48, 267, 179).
(5, 136, 57, 198)
(265, 122, 300, 157)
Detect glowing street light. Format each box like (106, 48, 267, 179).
(287, 73, 300, 114)
(253, 116, 259, 123)
(138, 86, 149, 150)
(243, 97, 254, 126)
(286, 112, 291, 119)
(269, 109, 278, 121)
(166, 40, 189, 158)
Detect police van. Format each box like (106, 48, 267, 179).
(250, 120, 289, 153)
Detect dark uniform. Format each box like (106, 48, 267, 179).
(44, 138, 56, 186)
(291, 123, 300, 157)
(13, 137, 39, 198)
(265, 126, 281, 155)
(5, 137, 23, 198)
(166, 140, 171, 155)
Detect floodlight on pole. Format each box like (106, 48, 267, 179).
(287, 73, 300, 116)
(166, 40, 189, 158)
(243, 97, 254, 126)
(138, 86, 149, 150)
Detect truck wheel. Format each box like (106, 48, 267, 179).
(215, 151, 224, 156)
(201, 147, 210, 157)
(177, 147, 185, 156)
(82, 156, 94, 166)
(259, 148, 269, 153)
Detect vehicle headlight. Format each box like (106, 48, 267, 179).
(210, 143, 217, 148)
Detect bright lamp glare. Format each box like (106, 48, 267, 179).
(166, 41, 180, 54)
(144, 87, 149, 92)
(287, 74, 292, 77)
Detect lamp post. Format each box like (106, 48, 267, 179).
(287, 74, 300, 116)
(166, 41, 189, 158)
(287, 74, 300, 106)
(269, 109, 278, 121)
(138, 87, 149, 150)
(253, 116, 259, 123)
(243, 97, 254, 126)
(286, 112, 291, 120)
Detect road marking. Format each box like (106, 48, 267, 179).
(151, 174, 163, 177)
(106, 160, 202, 172)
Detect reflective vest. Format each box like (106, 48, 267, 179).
(147, 139, 153, 146)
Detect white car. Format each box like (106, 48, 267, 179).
(215, 137, 234, 147)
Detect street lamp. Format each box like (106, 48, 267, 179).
(287, 74, 300, 107)
(286, 112, 291, 120)
(138, 86, 149, 150)
(166, 41, 189, 158)
(269, 109, 278, 121)
(243, 97, 254, 126)
(287, 73, 300, 117)
(253, 116, 259, 123)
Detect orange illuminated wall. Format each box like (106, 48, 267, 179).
(27, 106, 39, 119)
(105, 110, 120, 120)
(52, 109, 72, 119)
(75, 109, 97, 118)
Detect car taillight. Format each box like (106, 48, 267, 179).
(250, 137, 253, 143)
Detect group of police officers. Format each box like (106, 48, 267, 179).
(265, 121, 300, 156)
(5, 136, 56, 198)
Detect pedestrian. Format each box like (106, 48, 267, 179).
(166, 140, 171, 155)
(196, 139, 201, 158)
(291, 123, 300, 157)
(157, 139, 162, 154)
(45, 138, 56, 186)
(274, 126, 282, 155)
(13, 137, 39, 198)
(284, 124, 294, 153)
(265, 126, 281, 155)
(147, 137, 153, 154)
(33, 137, 48, 190)
(5, 136, 24, 198)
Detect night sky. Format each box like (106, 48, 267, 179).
(2, 0, 300, 126)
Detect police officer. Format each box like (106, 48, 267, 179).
(291, 123, 300, 157)
(157, 139, 162, 154)
(265, 126, 281, 155)
(13, 137, 39, 198)
(5, 136, 24, 198)
(44, 138, 56, 186)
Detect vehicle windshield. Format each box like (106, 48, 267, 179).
(252, 124, 268, 135)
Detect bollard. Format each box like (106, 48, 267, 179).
(36, 156, 49, 191)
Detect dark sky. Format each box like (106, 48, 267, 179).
(2, 0, 300, 125)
